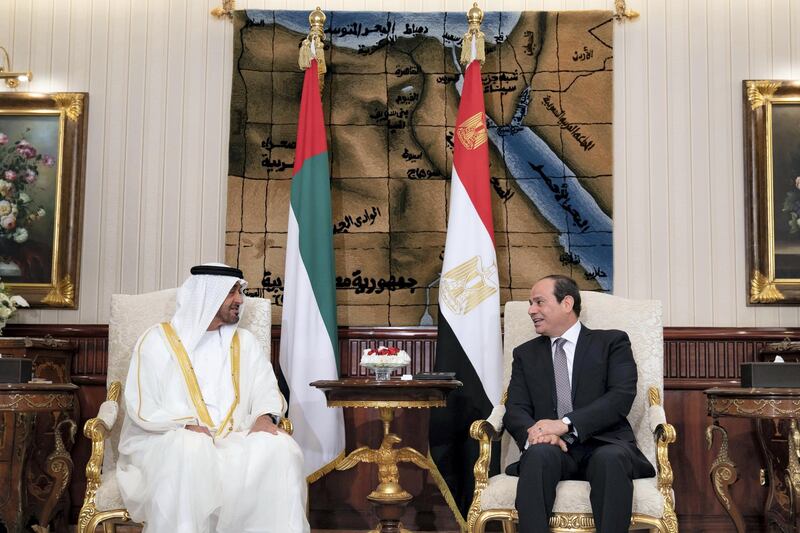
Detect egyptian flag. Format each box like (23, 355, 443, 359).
(280, 59, 345, 481)
(429, 59, 503, 518)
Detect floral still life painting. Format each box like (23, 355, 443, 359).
(0, 125, 56, 283)
(0, 92, 87, 308)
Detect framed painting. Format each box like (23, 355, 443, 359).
(0, 93, 87, 308)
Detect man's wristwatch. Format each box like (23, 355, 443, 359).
(561, 416, 573, 434)
(267, 414, 280, 425)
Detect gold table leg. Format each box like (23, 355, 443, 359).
(337, 407, 438, 533)
(706, 422, 746, 533)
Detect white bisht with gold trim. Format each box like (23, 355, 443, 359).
(116, 323, 310, 533)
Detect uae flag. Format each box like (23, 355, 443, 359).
(280, 59, 345, 481)
(429, 59, 503, 518)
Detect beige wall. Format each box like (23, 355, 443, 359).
(1, 0, 798, 327)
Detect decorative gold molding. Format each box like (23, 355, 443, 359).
(0, 393, 73, 410)
(613, 0, 640, 21)
(52, 93, 84, 122)
(649, 386, 661, 407)
(751, 270, 784, 303)
(210, 0, 235, 20)
(107, 381, 121, 402)
(711, 398, 800, 418)
(706, 424, 736, 510)
(746, 80, 782, 110)
(326, 399, 446, 409)
(42, 275, 75, 307)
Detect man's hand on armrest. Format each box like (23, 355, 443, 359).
(249, 414, 280, 435)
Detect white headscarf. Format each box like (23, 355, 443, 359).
(170, 262, 248, 353)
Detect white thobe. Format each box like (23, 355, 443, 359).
(117, 325, 310, 533)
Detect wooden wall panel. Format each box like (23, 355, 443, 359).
(5, 323, 799, 530)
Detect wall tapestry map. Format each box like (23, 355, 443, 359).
(226, 9, 614, 326)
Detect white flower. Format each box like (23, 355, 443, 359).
(0, 201, 12, 217)
(12, 228, 27, 243)
(37, 208, 45, 217)
(17, 193, 29, 204)
(10, 295, 28, 308)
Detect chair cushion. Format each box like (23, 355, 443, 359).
(95, 471, 126, 512)
(479, 474, 666, 519)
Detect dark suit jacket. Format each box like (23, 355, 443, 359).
(503, 324, 655, 479)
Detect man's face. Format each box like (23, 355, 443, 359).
(528, 278, 575, 337)
(215, 282, 243, 325)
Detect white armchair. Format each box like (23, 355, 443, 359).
(467, 292, 678, 533)
(77, 289, 280, 533)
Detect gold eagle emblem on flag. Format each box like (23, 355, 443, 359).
(440, 256, 498, 315)
(455, 111, 488, 150)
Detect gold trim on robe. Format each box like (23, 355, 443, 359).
(161, 323, 241, 438)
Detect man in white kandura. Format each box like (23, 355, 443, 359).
(116, 263, 309, 533)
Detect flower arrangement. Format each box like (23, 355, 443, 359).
(360, 346, 411, 366)
(0, 130, 52, 244)
(0, 280, 28, 332)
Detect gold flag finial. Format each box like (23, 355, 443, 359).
(210, 0, 235, 20)
(299, 6, 327, 90)
(461, 3, 485, 65)
(613, 0, 640, 21)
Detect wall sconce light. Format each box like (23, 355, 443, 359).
(0, 47, 32, 89)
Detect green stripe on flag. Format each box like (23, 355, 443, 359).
(290, 151, 339, 365)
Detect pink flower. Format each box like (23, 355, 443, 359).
(15, 140, 36, 159)
(23, 170, 36, 184)
(0, 133, 7, 146)
(42, 154, 55, 167)
(1, 215, 16, 230)
(3, 171, 16, 182)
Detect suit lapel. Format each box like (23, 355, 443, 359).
(571, 323, 591, 402)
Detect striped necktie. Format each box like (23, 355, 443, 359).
(553, 337, 572, 418)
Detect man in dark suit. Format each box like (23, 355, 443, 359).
(503, 275, 655, 533)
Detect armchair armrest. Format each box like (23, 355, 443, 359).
(278, 417, 293, 435)
(467, 406, 506, 530)
(96, 398, 119, 431)
(78, 381, 121, 529)
(470, 408, 505, 485)
(647, 386, 679, 532)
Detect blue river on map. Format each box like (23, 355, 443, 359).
(250, 11, 613, 291)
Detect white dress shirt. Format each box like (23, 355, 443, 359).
(524, 321, 582, 449)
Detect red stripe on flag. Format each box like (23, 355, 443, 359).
(293, 60, 328, 177)
(453, 61, 495, 244)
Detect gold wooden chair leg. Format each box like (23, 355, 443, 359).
(502, 519, 516, 533)
(102, 522, 116, 533)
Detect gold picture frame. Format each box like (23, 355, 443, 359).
(0, 92, 87, 308)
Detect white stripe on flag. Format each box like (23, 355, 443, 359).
(280, 207, 345, 477)
(439, 166, 503, 406)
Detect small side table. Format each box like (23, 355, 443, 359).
(0, 383, 78, 533)
(706, 387, 800, 533)
(311, 378, 462, 533)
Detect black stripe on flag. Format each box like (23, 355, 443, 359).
(429, 313, 500, 518)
